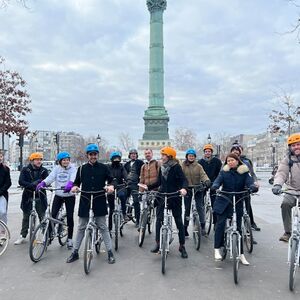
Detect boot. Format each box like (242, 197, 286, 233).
(240, 254, 250, 265)
(279, 232, 291, 242)
(184, 226, 189, 237)
(179, 245, 188, 259)
(108, 250, 115, 264)
(151, 242, 159, 253)
(214, 248, 222, 261)
(66, 250, 79, 263)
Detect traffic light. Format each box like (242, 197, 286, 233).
(17, 133, 24, 147)
(54, 133, 59, 144)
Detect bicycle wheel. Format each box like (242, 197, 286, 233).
(0, 221, 10, 256)
(95, 228, 102, 254)
(138, 210, 147, 247)
(114, 214, 119, 251)
(83, 229, 93, 275)
(161, 228, 168, 275)
(29, 222, 49, 263)
(29, 213, 36, 242)
(205, 205, 213, 236)
(58, 214, 68, 246)
(148, 206, 155, 234)
(243, 216, 253, 253)
(289, 238, 299, 291)
(232, 233, 240, 284)
(193, 214, 201, 251)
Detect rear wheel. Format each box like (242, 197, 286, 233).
(161, 228, 168, 275)
(0, 221, 10, 256)
(243, 216, 253, 253)
(95, 228, 102, 254)
(148, 206, 155, 234)
(232, 233, 239, 284)
(58, 214, 68, 246)
(83, 229, 93, 274)
(138, 210, 147, 247)
(113, 214, 119, 251)
(29, 222, 49, 263)
(205, 204, 212, 236)
(29, 213, 37, 242)
(193, 214, 201, 251)
(289, 238, 299, 291)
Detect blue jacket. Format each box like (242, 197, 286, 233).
(211, 164, 258, 215)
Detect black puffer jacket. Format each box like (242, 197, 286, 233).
(107, 162, 127, 185)
(0, 163, 12, 202)
(198, 156, 222, 182)
(124, 159, 144, 186)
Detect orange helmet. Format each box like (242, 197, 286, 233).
(203, 144, 214, 152)
(29, 152, 43, 161)
(287, 133, 300, 146)
(160, 146, 176, 158)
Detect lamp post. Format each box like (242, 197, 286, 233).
(274, 137, 279, 165)
(96, 134, 101, 160)
(207, 133, 212, 144)
(35, 138, 38, 151)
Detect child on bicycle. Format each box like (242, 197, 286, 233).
(15, 153, 48, 245)
(211, 153, 258, 265)
(36, 151, 77, 249)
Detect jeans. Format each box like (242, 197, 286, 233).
(0, 196, 7, 224)
(184, 190, 205, 229)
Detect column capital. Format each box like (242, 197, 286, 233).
(147, 0, 167, 13)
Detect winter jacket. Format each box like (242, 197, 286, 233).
(124, 159, 144, 186)
(274, 154, 300, 191)
(43, 163, 77, 197)
(107, 162, 127, 185)
(240, 155, 258, 181)
(0, 163, 12, 202)
(18, 164, 48, 212)
(211, 164, 258, 215)
(198, 156, 222, 182)
(73, 161, 115, 218)
(181, 160, 210, 187)
(139, 160, 160, 190)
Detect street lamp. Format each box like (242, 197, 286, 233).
(207, 133, 212, 144)
(35, 138, 38, 151)
(96, 134, 101, 147)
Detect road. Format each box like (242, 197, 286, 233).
(0, 171, 299, 300)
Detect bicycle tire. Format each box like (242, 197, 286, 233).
(243, 216, 253, 253)
(289, 238, 299, 291)
(0, 221, 10, 256)
(29, 222, 49, 263)
(29, 213, 36, 242)
(58, 214, 68, 246)
(138, 211, 147, 247)
(222, 231, 228, 260)
(83, 229, 93, 274)
(148, 206, 155, 234)
(205, 205, 213, 236)
(232, 233, 239, 284)
(161, 228, 168, 275)
(95, 228, 101, 254)
(193, 215, 201, 251)
(114, 214, 119, 251)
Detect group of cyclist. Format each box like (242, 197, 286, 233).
(0, 132, 300, 267)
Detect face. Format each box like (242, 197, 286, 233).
(32, 158, 43, 168)
(61, 158, 70, 167)
(87, 152, 98, 164)
(231, 149, 241, 157)
(161, 154, 169, 163)
(129, 152, 137, 160)
(187, 154, 196, 162)
(144, 150, 153, 162)
(291, 142, 300, 156)
(227, 157, 239, 169)
(0, 153, 3, 163)
(204, 149, 212, 158)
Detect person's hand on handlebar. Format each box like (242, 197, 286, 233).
(71, 186, 80, 193)
(272, 184, 282, 195)
(179, 188, 187, 197)
(138, 183, 148, 191)
(105, 185, 114, 194)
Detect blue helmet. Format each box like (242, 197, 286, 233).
(110, 151, 122, 161)
(186, 148, 197, 157)
(85, 143, 99, 154)
(56, 151, 71, 161)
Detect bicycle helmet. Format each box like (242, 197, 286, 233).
(288, 133, 300, 145)
(56, 151, 71, 161)
(203, 144, 214, 152)
(85, 143, 99, 154)
(29, 152, 43, 161)
(160, 146, 176, 158)
(110, 151, 122, 161)
(128, 148, 138, 158)
(185, 149, 197, 157)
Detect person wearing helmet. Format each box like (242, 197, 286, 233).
(124, 149, 144, 228)
(36, 152, 77, 249)
(182, 149, 210, 237)
(0, 151, 12, 226)
(107, 151, 127, 231)
(272, 133, 300, 242)
(15, 152, 48, 245)
(198, 144, 222, 226)
(140, 146, 189, 259)
(67, 144, 116, 264)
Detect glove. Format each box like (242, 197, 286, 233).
(272, 184, 282, 195)
(36, 181, 46, 191)
(204, 180, 211, 188)
(64, 181, 73, 193)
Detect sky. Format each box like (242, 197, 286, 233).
(1, 0, 300, 147)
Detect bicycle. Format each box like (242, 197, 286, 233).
(242, 199, 253, 253)
(29, 187, 68, 262)
(138, 190, 156, 247)
(28, 191, 39, 242)
(204, 189, 213, 236)
(0, 220, 10, 256)
(216, 189, 251, 284)
(156, 191, 182, 275)
(283, 190, 300, 291)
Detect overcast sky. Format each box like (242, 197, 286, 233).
(1, 0, 299, 147)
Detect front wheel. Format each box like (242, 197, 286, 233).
(58, 214, 68, 246)
(83, 229, 93, 274)
(289, 238, 299, 291)
(29, 222, 49, 263)
(193, 214, 201, 251)
(232, 233, 240, 284)
(0, 221, 10, 256)
(113, 214, 119, 251)
(29, 213, 37, 242)
(161, 228, 168, 275)
(205, 203, 212, 236)
(243, 216, 253, 253)
(138, 210, 147, 247)
(148, 206, 155, 234)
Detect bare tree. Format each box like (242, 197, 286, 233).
(173, 127, 198, 151)
(210, 132, 232, 160)
(0, 0, 29, 9)
(282, 0, 300, 42)
(0, 56, 31, 151)
(118, 132, 134, 152)
(269, 90, 300, 135)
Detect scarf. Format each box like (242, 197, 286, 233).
(161, 159, 177, 180)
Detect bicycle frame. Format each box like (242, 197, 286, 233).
(288, 196, 300, 264)
(159, 194, 172, 253)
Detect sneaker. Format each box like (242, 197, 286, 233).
(108, 250, 115, 264)
(279, 232, 291, 242)
(184, 227, 189, 237)
(251, 223, 261, 231)
(66, 251, 79, 263)
(67, 239, 73, 250)
(179, 245, 188, 259)
(214, 248, 222, 261)
(151, 243, 160, 254)
(240, 254, 250, 265)
(14, 236, 26, 245)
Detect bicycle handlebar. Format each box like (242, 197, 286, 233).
(281, 190, 300, 197)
